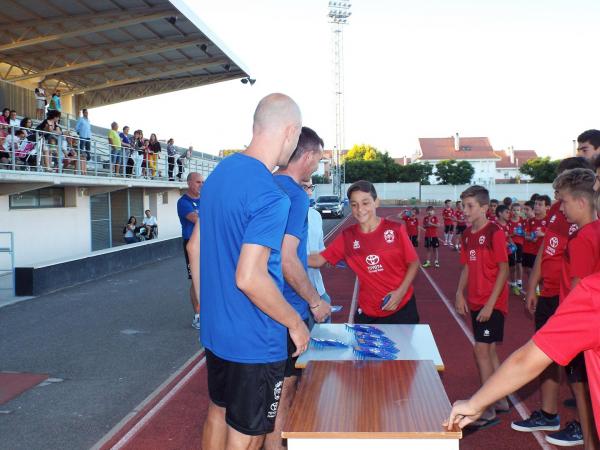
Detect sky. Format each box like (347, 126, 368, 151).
(90, 0, 600, 160)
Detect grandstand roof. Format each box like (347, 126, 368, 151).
(0, 0, 250, 108)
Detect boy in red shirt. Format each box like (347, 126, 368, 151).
(402, 206, 419, 247)
(486, 198, 499, 221)
(508, 203, 525, 294)
(445, 271, 600, 444)
(453, 200, 467, 251)
(309, 180, 420, 324)
(442, 199, 455, 246)
(422, 205, 440, 268)
(455, 185, 509, 428)
(523, 198, 549, 291)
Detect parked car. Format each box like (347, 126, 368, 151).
(315, 195, 344, 218)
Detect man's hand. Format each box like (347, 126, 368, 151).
(526, 289, 538, 315)
(455, 292, 469, 316)
(311, 298, 332, 323)
(476, 303, 494, 322)
(289, 320, 310, 357)
(444, 399, 483, 430)
(382, 288, 406, 311)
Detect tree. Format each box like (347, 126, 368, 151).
(435, 160, 475, 185)
(344, 159, 388, 183)
(519, 157, 560, 183)
(397, 162, 434, 184)
(345, 144, 380, 161)
(311, 174, 329, 184)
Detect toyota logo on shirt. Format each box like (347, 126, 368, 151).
(366, 254, 380, 265)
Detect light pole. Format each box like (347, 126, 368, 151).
(328, 1, 351, 198)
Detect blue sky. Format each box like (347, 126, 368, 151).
(91, 0, 600, 159)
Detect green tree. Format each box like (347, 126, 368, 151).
(311, 174, 329, 184)
(397, 162, 434, 184)
(435, 160, 475, 185)
(344, 160, 388, 183)
(345, 144, 380, 161)
(519, 157, 560, 183)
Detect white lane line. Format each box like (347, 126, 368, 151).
(324, 213, 353, 243)
(110, 356, 207, 450)
(421, 268, 555, 450)
(91, 349, 206, 450)
(348, 277, 359, 324)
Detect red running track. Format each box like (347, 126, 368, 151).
(99, 207, 575, 450)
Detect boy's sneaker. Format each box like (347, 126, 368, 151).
(512, 285, 522, 296)
(192, 315, 200, 330)
(434, 261, 440, 268)
(545, 421, 584, 446)
(511, 410, 561, 432)
(422, 261, 431, 268)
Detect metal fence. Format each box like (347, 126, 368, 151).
(0, 124, 219, 180)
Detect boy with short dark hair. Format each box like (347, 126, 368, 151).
(508, 203, 525, 294)
(487, 199, 499, 221)
(495, 205, 513, 250)
(422, 205, 440, 268)
(453, 200, 466, 251)
(522, 200, 544, 290)
(403, 207, 419, 248)
(455, 185, 510, 428)
(442, 199, 455, 246)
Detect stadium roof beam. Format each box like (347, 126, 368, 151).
(0, 7, 174, 52)
(63, 58, 229, 95)
(7, 38, 208, 82)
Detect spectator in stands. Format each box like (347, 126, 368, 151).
(142, 138, 150, 177)
(123, 216, 139, 244)
(108, 121, 122, 176)
(75, 109, 92, 163)
(147, 133, 161, 178)
(48, 91, 61, 116)
(1, 128, 25, 168)
(36, 110, 60, 171)
(8, 110, 18, 128)
(0, 108, 9, 142)
(176, 146, 191, 180)
(20, 117, 33, 134)
(132, 129, 144, 178)
(119, 126, 133, 177)
(166, 138, 177, 181)
(142, 209, 158, 239)
(34, 87, 46, 120)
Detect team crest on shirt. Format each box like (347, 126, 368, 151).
(384, 229, 395, 244)
(549, 214, 557, 223)
(353, 240, 360, 249)
(478, 235, 486, 245)
(469, 249, 477, 261)
(549, 237, 559, 248)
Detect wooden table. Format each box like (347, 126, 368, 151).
(283, 360, 461, 450)
(296, 324, 444, 371)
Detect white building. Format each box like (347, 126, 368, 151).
(414, 134, 537, 186)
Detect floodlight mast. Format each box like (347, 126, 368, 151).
(328, 1, 351, 198)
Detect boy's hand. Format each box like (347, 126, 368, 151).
(526, 290, 538, 315)
(455, 293, 468, 316)
(476, 303, 494, 322)
(444, 399, 483, 430)
(381, 288, 406, 311)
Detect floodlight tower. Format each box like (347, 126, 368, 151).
(328, 1, 351, 198)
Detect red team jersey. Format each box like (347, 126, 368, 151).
(540, 202, 578, 298)
(321, 219, 418, 318)
(495, 221, 511, 242)
(559, 220, 600, 302)
(423, 215, 439, 237)
(460, 222, 509, 314)
(533, 273, 600, 438)
(442, 207, 454, 226)
(455, 209, 466, 226)
(509, 218, 525, 246)
(523, 216, 547, 255)
(486, 209, 496, 222)
(404, 216, 419, 237)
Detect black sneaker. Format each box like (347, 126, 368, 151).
(545, 421, 584, 446)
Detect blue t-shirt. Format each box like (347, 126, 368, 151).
(274, 175, 310, 320)
(177, 194, 200, 240)
(200, 153, 291, 363)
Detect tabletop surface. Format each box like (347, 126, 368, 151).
(296, 324, 444, 371)
(282, 360, 462, 439)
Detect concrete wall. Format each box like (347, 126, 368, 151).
(150, 189, 185, 240)
(313, 182, 553, 202)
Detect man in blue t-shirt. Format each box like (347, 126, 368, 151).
(176, 172, 204, 329)
(265, 127, 330, 449)
(187, 94, 310, 449)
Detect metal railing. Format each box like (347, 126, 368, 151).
(0, 232, 15, 297)
(0, 124, 219, 180)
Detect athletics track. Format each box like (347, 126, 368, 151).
(94, 207, 575, 450)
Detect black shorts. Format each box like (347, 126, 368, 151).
(444, 224, 454, 233)
(509, 244, 523, 267)
(206, 349, 286, 436)
(455, 225, 466, 235)
(534, 295, 559, 331)
(470, 309, 504, 343)
(183, 238, 191, 279)
(410, 235, 418, 247)
(424, 237, 439, 248)
(566, 353, 588, 384)
(522, 252, 536, 269)
(354, 294, 419, 325)
(284, 319, 309, 378)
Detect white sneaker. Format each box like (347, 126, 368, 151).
(192, 315, 200, 330)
